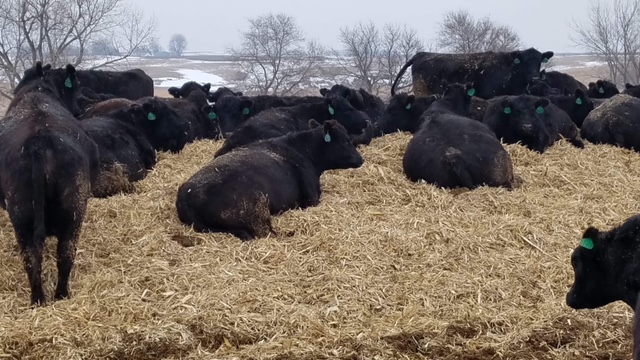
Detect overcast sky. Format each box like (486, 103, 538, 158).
(130, 0, 590, 54)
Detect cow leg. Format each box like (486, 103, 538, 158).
(21, 243, 46, 306)
(54, 227, 80, 300)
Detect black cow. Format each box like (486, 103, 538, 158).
(422, 82, 475, 119)
(391, 48, 554, 98)
(587, 80, 619, 99)
(76, 68, 153, 100)
(80, 99, 190, 198)
(161, 90, 217, 140)
(208, 95, 291, 136)
(622, 83, 640, 98)
(566, 215, 640, 360)
(176, 120, 364, 240)
(548, 89, 595, 128)
(0, 62, 99, 305)
(539, 69, 588, 93)
(168, 81, 211, 99)
(214, 96, 370, 157)
(482, 95, 570, 153)
(11, 63, 83, 117)
(403, 114, 514, 189)
(208, 86, 243, 103)
(375, 93, 438, 135)
(320, 84, 386, 123)
(581, 94, 640, 151)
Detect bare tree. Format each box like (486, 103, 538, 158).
(335, 22, 424, 95)
(573, 0, 640, 85)
(380, 23, 424, 91)
(168, 33, 187, 57)
(0, 0, 156, 99)
(230, 13, 325, 96)
(437, 10, 521, 54)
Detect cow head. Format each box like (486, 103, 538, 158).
(320, 84, 366, 111)
(509, 48, 555, 90)
(566, 226, 624, 309)
(376, 93, 437, 135)
(207, 95, 254, 136)
(129, 97, 190, 153)
(168, 81, 212, 99)
(309, 119, 364, 170)
(587, 80, 619, 99)
(323, 95, 369, 134)
(622, 83, 640, 99)
(207, 86, 243, 103)
(496, 95, 552, 153)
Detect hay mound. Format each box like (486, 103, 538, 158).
(1, 134, 639, 359)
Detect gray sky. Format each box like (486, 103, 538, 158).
(131, 0, 589, 54)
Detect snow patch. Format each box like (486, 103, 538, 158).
(155, 69, 227, 87)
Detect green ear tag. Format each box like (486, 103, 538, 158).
(576, 98, 583, 105)
(64, 77, 73, 88)
(599, 87, 605, 94)
(324, 133, 331, 143)
(242, 107, 250, 115)
(514, 58, 521, 65)
(580, 237, 594, 250)
(504, 107, 512, 115)
(467, 88, 476, 97)
(208, 112, 217, 120)
(536, 106, 545, 114)
(328, 105, 335, 116)
(405, 103, 412, 110)
(542, 58, 549, 63)
(147, 112, 156, 121)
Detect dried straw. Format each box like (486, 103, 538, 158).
(0, 134, 639, 359)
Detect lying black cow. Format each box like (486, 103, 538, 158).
(581, 94, 640, 151)
(548, 89, 595, 128)
(0, 62, 99, 305)
(391, 48, 554, 99)
(375, 93, 438, 135)
(483, 95, 583, 153)
(208, 86, 243, 103)
(403, 113, 514, 189)
(539, 69, 588, 93)
(209, 95, 291, 136)
(214, 96, 369, 156)
(320, 84, 386, 122)
(76, 68, 153, 100)
(587, 80, 619, 99)
(527, 79, 562, 96)
(161, 90, 217, 140)
(176, 120, 364, 240)
(566, 215, 640, 360)
(80, 98, 190, 198)
(622, 83, 640, 98)
(77, 87, 118, 114)
(168, 81, 211, 99)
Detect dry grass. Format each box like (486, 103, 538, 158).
(1, 134, 640, 359)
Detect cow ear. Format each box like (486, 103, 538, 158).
(465, 82, 475, 97)
(309, 119, 321, 129)
(203, 104, 218, 120)
(405, 95, 415, 110)
(510, 51, 522, 65)
(65, 64, 76, 77)
(202, 83, 211, 93)
(168, 87, 181, 98)
(240, 99, 253, 115)
(588, 82, 596, 89)
(322, 120, 338, 142)
(574, 89, 586, 105)
(579, 226, 599, 251)
(500, 99, 512, 115)
(626, 83, 634, 89)
(541, 51, 554, 63)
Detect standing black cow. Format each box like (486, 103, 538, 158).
(176, 120, 364, 240)
(80, 98, 190, 198)
(391, 48, 554, 99)
(566, 215, 640, 360)
(0, 62, 99, 305)
(76, 68, 153, 100)
(214, 96, 369, 157)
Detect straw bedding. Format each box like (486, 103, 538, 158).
(0, 133, 639, 359)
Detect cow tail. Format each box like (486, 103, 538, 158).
(443, 148, 475, 189)
(25, 129, 50, 245)
(391, 52, 423, 96)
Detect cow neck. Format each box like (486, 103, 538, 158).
(289, 102, 333, 124)
(281, 129, 325, 176)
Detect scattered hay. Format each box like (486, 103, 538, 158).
(1, 134, 639, 359)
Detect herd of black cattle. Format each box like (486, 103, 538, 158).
(2, 47, 640, 357)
